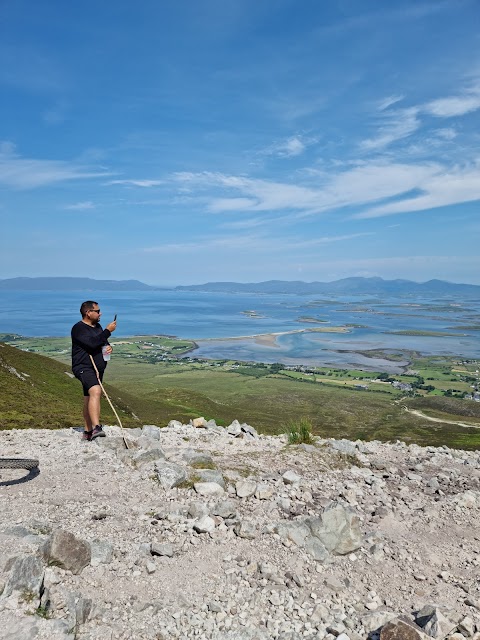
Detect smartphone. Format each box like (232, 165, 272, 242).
(114, 314, 117, 321)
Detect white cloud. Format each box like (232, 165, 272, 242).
(209, 197, 258, 213)
(173, 162, 439, 217)
(434, 127, 457, 140)
(64, 201, 95, 210)
(141, 231, 372, 255)
(270, 136, 306, 158)
(0, 143, 111, 190)
(362, 83, 480, 152)
(424, 85, 480, 117)
(262, 135, 320, 159)
(361, 107, 420, 151)
(355, 163, 480, 218)
(377, 95, 404, 111)
(106, 179, 164, 187)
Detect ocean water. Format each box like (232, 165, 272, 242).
(0, 289, 479, 371)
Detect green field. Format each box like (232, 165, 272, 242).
(2, 334, 480, 449)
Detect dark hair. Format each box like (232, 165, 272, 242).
(80, 300, 98, 317)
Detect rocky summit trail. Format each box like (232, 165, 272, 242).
(1, 420, 480, 640)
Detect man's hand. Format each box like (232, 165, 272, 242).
(106, 320, 117, 332)
(104, 345, 113, 355)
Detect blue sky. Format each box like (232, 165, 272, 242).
(1, 0, 479, 285)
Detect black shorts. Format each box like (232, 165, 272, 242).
(75, 367, 104, 396)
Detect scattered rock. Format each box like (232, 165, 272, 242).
(154, 460, 188, 489)
(2, 555, 45, 599)
(193, 516, 216, 533)
(282, 470, 302, 485)
(193, 481, 225, 497)
(236, 480, 257, 498)
(2, 425, 480, 640)
(40, 529, 91, 574)
(151, 543, 174, 557)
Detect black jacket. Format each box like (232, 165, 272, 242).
(71, 321, 111, 375)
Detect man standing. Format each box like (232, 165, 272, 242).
(71, 301, 117, 441)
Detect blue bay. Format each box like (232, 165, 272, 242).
(0, 289, 479, 372)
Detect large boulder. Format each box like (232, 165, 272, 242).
(182, 449, 215, 467)
(212, 499, 237, 519)
(274, 521, 310, 548)
(415, 606, 459, 639)
(306, 501, 362, 555)
(131, 447, 166, 465)
(192, 468, 225, 489)
(2, 554, 45, 598)
(154, 461, 188, 489)
(236, 480, 257, 498)
(141, 425, 161, 440)
(274, 501, 363, 561)
(381, 617, 430, 640)
(194, 482, 225, 497)
(192, 417, 208, 428)
(40, 529, 91, 575)
(90, 540, 114, 566)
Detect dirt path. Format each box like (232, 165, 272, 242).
(402, 405, 480, 429)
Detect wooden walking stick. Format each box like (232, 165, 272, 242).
(89, 355, 130, 449)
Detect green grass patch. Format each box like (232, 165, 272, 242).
(0, 342, 138, 430)
(285, 418, 314, 444)
(4, 337, 480, 450)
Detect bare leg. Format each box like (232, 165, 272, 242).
(87, 385, 102, 427)
(83, 397, 93, 432)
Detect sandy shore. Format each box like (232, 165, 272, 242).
(197, 327, 351, 349)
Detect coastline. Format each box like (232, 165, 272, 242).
(192, 326, 351, 348)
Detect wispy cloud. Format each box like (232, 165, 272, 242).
(361, 107, 420, 151)
(106, 179, 164, 187)
(434, 127, 457, 141)
(424, 84, 480, 117)
(141, 231, 372, 255)
(263, 135, 320, 158)
(377, 95, 404, 111)
(0, 143, 111, 190)
(172, 162, 439, 217)
(362, 82, 480, 151)
(355, 163, 480, 218)
(64, 201, 95, 211)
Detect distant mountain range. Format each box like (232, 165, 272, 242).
(0, 277, 157, 291)
(1, 276, 479, 296)
(176, 277, 480, 296)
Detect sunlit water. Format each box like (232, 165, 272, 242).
(1, 289, 479, 372)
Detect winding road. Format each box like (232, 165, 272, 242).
(401, 405, 480, 429)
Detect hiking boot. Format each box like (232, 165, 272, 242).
(91, 425, 106, 439)
(82, 430, 93, 441)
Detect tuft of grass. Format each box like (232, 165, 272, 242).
(20, 590, 36, 604)
(285, 418, 314, 445)
(189, 460, 217, 470)
(35, 605, 51, 619)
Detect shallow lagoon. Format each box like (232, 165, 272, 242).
(0, 289, 479, 371)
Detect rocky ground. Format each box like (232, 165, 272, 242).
(1, 419, 480, 640)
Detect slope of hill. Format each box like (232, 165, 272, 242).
(0, 277, 157, 291)
(0, 343, 138, 429)
(1, 423, 480, 638)
(176, 277, 480, 296)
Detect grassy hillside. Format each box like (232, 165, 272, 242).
(105, 362, 480, 449)
(2, 339, 480, 450)
(0, 342, 139, 430)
